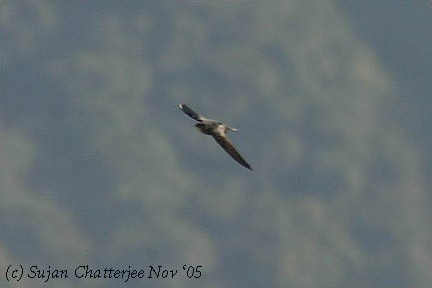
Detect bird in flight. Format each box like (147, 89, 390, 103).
(178, 104, 253, 171)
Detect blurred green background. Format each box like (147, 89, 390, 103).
(1, 2, 431, 288)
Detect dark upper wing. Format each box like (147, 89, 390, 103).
(178, 104, 205, 122)
(213, 135, 253, 170)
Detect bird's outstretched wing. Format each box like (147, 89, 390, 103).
(213, 135, 253, 170)
(178, 104, 206, 122)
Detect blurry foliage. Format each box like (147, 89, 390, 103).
(1, 2, 430, 288)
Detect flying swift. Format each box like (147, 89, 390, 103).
(178, 104, 253, 171)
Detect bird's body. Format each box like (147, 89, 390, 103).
(195, 121, 220, 135)
(178, 104, 253, 170)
